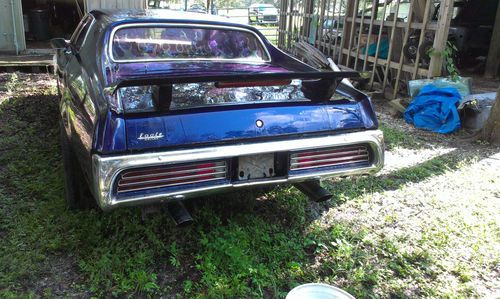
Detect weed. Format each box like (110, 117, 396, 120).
(5, 72, 20, 94)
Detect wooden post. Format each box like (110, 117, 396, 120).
(278, 0, 288, 47)
(369, 0, 388, 87)
(302, 0, 314, 40)
(362, 0, 379, 71)
(323, 0, 334, 55)
(343, 0, 359, 67)
(413, 0, 427, 22)
(392, 0, 415, 99)
(339, 0, 357, 65)
(353, 0, 368, 70)
(381, 0, 401, 90)
(428, 0, 454, 78)
(287, 0, 295, 49)
(317, 0, 327, 51)
(484, 1, 500, 78)
(412, 0, 431, 80)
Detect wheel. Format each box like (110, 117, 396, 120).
(403, 39, 419, 60)
(60, 122, 95, 209)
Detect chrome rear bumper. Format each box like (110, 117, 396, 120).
(92, 130, 384, 210)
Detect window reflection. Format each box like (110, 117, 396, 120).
(112, 26, 268, 61)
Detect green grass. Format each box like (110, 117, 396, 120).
(0, 82, 497, 297)
(380, 123, 423, 150)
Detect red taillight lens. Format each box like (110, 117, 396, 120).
(290, 145, 370, 170)
(116, 161, 227, 193)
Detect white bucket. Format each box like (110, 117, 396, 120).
(286, 283, 355, 299)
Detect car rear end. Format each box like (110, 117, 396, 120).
(257, 6, 278, 24)
(92, 21, 384, 211)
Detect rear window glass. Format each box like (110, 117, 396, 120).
(111, 26, 269, 62)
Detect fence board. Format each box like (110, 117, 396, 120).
(278, 0, 452, 99)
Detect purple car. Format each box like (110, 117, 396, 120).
(51, 10, 384, 220)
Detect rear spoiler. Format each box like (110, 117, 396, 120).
(111, 70, 360, 102)
(113, 70, 359, 89)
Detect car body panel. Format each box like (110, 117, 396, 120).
(124, 101, 372, 151)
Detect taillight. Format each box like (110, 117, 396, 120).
(290, 145, 370, 171)
(116, 85, 158, 113)
(116, 161, 227, 193)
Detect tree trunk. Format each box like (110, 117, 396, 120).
(480, 87, 500, 145)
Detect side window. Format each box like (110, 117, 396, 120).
(71, 16, 93, 50)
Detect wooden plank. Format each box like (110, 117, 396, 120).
(0, 54, 53, 67)
(428, 0, 454, 77)
(412, 0, 432, 79)
(317, 0, 327, 53)
(287, 0, 295, 49)
(369, 0, 388, 87)
(392, 0, 415, 99)
(302, 0, 314, 39)
(362, 0, 378, 71)
(332, 0, 344, 60)
(485, 0, 500, 78)
(324, 0, 334, 55)
(354, 0, 368, 70)
(344, 0, 359, 67)
(345, 18, 438, 31)
(340, 48, 428, 76)
(382, 0, 402, 90)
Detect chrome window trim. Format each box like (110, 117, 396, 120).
(92, 130, 384, 210)
(108, 22, 272, 63)
(71, 14, 95, 50)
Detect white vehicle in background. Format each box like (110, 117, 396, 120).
(248, 4, 278, 24)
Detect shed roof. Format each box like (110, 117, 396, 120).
(90, 9, 248, 28)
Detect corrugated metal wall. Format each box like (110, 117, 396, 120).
(0, 0, 26, 53)
(84, 0, 146, 12)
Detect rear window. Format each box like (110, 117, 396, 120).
(111, 26, 269, 62)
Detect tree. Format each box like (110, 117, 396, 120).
(479, 87, 500, 145)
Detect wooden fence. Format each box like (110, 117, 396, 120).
(278, 0, 454, 99)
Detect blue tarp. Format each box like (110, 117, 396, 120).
(361, 38, 389, 59)
(404, 84, 461, 134)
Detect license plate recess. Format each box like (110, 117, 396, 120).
(237, 154, 275, 181)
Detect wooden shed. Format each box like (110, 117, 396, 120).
(0, 0, 146, 55)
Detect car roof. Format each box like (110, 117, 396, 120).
(90, 9, 245, 27)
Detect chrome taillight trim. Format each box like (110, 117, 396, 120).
(117, 170, 228, 187)
(92, 130, 384, 211)
(290, 157, 369, 170)
(116, 161, 227, 193)
(290, 145, 370, 170)
(117, 176, 226, 193)
(121, 164, 227, 180)
(292, 147, 367, 159)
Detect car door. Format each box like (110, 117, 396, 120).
(60, 15, 96, 180)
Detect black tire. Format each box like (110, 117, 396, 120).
(403, 39, 419, 60)
(60, 123, 95, 209)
